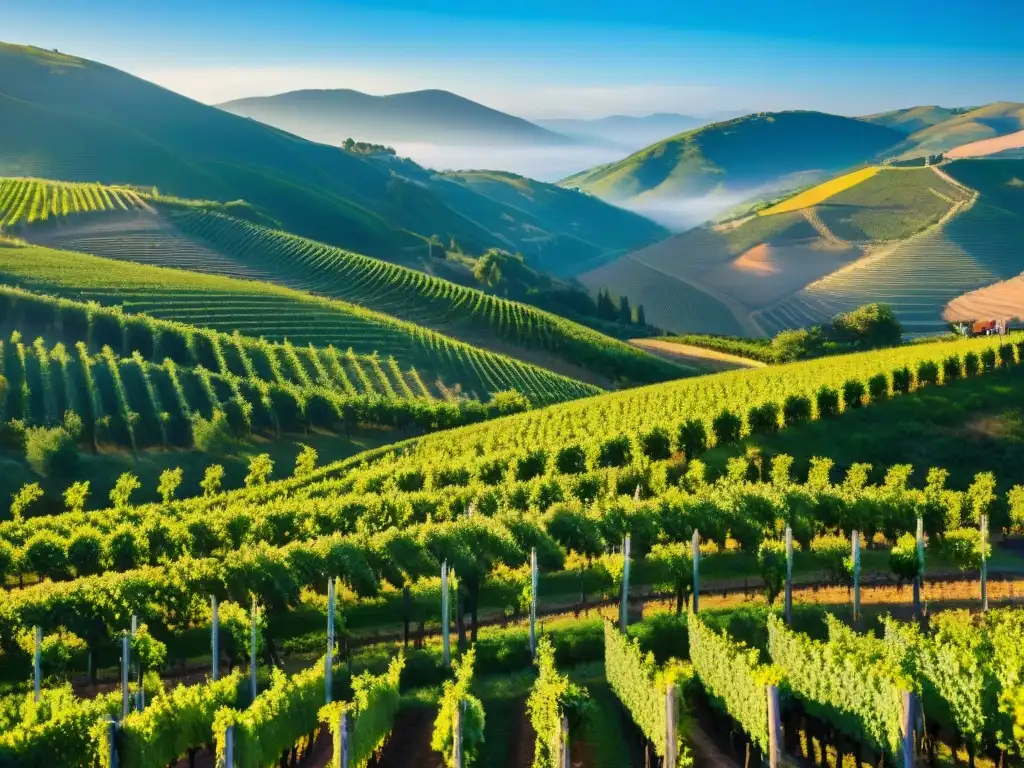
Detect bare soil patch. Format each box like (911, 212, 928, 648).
(629, 338, 764, 370)
(944, 274, 1024, 322)
(946, 129, 1024, 159)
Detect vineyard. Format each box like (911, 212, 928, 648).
(159, 209, 682, 386)
(0, 320, 1022, 764)
(0, 177, 145, 229)
(0, 245, 600, 406)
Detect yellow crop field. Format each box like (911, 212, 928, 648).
(759, 166, 881, 216)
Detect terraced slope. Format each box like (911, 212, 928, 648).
(128, 208, 682, 387)
(0, 242, 601, 405)
(0, 177, 145, 228)
(756, 161, 1024, 334)
(583, 166, 989, 336)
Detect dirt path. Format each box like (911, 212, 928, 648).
(801, 208, 850, 249)
(375, 706, 443, 768)
(687, 720, 741, 768)
(629, 338, 765, 370)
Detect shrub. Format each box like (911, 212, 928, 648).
(841, 379, 865, 409)
(757, 539, 787, 604)
(515, 449, 549, 481)
(156, 328, 191, 364)
(675, 419, 707, 458)
(980, 347, 997, 372)
(90, 310, 123, 351)
(486, 390, 531, 417)
(123, 318, 155, 358)
(963, 351, 980, 377)
(477, 457, 510, 485)
(998, 343, 1015, 367)
(555, 445, 587, 475)
(916, 360, 939, 386)
(244, 454, 273, 487)
(782, 395, 812, 426)
(0, 418, 26, 451)
(867, 373, 888, 402)
(110, 472, 141, 509)
(25, 425, 77, 477)
(638, 426, 672, 460)
(106, 525, 149, 571)
(942, 355, 961, 382)
(68, 530, 105, 576)
(597, 434, 632, 468)
(711, 410, 742, 445)
(892, 366, 912, 394)
(21, 532, 69, 581)
(747, 402, 780, 434)
(815, 387, 840, 418)
(191, 410, 235, 453)
(434, 465, 471, 488)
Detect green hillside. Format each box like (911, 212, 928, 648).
(580, 167, 972, 335)
(858, 105, 963, 134)
(559, 111, 904, 202)
(895, 102, 1024, 159)
(0, 179, 682, 387)
(756, 160, 1024, 334)
(0, 241, 602, 405)
(0, 43, 663, 270)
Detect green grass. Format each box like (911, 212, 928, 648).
(0, 243, 600, 405)
(705, 362, 1024, 490)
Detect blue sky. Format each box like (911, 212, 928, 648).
(7, 0, 1022, 118)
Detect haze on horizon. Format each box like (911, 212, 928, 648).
(6, 0, 1021, 226)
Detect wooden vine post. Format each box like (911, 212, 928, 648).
(900, 690, 916, 768)
(851, 530, 861, 625)
(339, 708, 349, 768)
(33, 625, 41, 702)
(442, 561, 451, 668)
(211, 597, 219, 681)
(250, 597, 258, 700)
(692, 530, 700, 614)
(981, 514, 989, 612)
(620, 535, 631, 632)
(665, 683, 678, 768)
(121, 633, 130, 718)
(767, 684, 782, 768)
(326, 576, 335, 704)
(529, 547, 538, 659)
(220, 724, 234, 768)
(784, 525, 793, 625)
(914, 517, 924, 620)
(561, 714, 571, 768)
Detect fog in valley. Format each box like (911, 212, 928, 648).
(388, 142, 626, 183)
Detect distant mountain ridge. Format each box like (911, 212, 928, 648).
(536, 113, 707, 150)
(560, 110, 905, 204)
(0, 42, 665, 273)
(218, 88, 575, 147)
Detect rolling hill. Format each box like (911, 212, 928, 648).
(893, 102, 1024, 160)
(0, 177, 683, 388)
(579, 162, 1023, 336)
(0, 42, 663, 271)
(534, 113, 708, 150)
(858, 105, 965, 134)
(218, 88, 575, 148)
(559, 111, 905, 204)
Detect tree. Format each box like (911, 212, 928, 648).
(201, 464, 225, 496)
(618, 294, 631, 325)
(831, 303, 902, 348)
(647, 542, 693, 614)
(24, 425, 76, 477)
(68, 530, 105, 577)
(21, 532, 68, 581)
(966, 471, 997, 525)
(635, 305, 646, 327)
(158, 467, 183, 504)
(294, 443, 318, 478)
(110, 472, 141, 509)
(10, 482, 43, 522)
(245, 454, 273, 487)
(63, 481, 89, 513)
